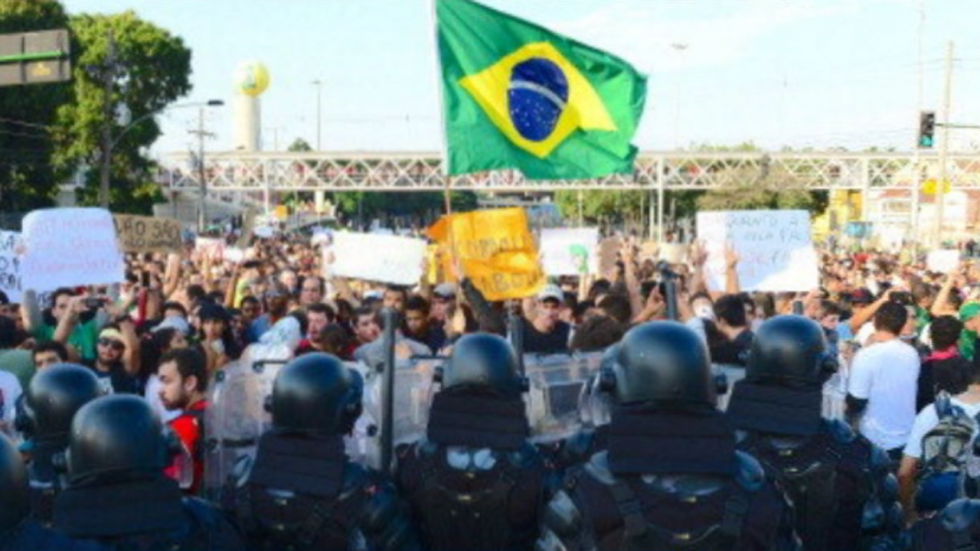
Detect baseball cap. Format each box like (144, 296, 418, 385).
(434, 283, 457, 299)
(537, 284, 564, 303)
(850, 288, 874, 305)
(99, 328, 125, 344)
(960, 302, 980, 321)
(151, 315, 191, 336)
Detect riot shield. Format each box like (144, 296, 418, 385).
(203, 342, 293, 500)
(357, 356, 445, 470)
(524, 351, 605, 444)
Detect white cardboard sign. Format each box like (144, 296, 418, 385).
(21, 208, 124, 292)
(0, 231, 22, 303)
(329, 232, 427, 286)
(540, 228, 599, 275)
(927, 250, 960, 273)
(697, 210, 818, 292)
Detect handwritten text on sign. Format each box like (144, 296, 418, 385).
(540, 228, 599, 275)
(329, 232, 427, 286)
(21, 208, 124, 292)
(0, 231, 22, 303)
(113, 214, 183, 253)
(697, 210, 818, 292)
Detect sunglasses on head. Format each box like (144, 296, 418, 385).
(98, 338, 124, 351)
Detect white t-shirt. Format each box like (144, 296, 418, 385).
(903, 395, 980, 459)
(0, 370, 23, 432)
(848, 338, 921, 451)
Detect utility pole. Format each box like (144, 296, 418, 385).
(189, 107, 216, 232)
(99, 29, 118, 209)
(312, 79, 323, 150)
(935, 41, 954, 246)
(910, 0, 924, 255)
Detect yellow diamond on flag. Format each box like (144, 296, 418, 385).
(458, 42, 617, 159)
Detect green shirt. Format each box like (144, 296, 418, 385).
(0, 349, 34, 390)
(960, 329, 977, 362)
(33, 319, 100, 362)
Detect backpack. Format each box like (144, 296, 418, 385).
(918, 392, 980, 508)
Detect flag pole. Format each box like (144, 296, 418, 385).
(429, 0, 453, 217)
(430, 0, 463, 307)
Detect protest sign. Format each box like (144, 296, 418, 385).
(927, 250, 960, 273)
(659, 243, 688, 264)
(113, 214, 183, 254)
(598, 236, 622, 275)
(697, 210, 818, 292)
(0, 231, 22, 302)
(329, 232, 427, 286)
(540, 228, 598, 275)
(21, 208, 124, 292)
(223, 247, 245, 264)
(195, 237, 225, 261)
(427, 208, 545, 301)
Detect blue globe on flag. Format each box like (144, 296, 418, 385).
(508, 57, 569, 142)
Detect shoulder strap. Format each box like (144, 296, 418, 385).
(608, 479, 647, 538)
(718, 483, 752, 546)
(951, 527, 978, 551)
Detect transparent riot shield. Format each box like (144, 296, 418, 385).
(203, 342, 293, 500)
(357, 356, 445, 470)
(524, 351, 605, 444)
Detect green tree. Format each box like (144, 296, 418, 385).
(57, 10, 192, 214)
(0, 0, 73, 217)
(554, 189, 649, 227)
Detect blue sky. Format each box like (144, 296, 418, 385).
(61, 0, 980, 157)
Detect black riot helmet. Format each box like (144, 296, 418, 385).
(600, 321, 716, 408)
(746, 315, 836, 389)
(440, 333, 527, 400)
(271, 352, 363, 435)
(16, 363, 102, 440)
(0, 434, 30, 535)
(65, 395, 178, 484)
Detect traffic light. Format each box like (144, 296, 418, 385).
(918, 110, 936, 149)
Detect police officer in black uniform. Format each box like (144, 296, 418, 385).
(536, 321, 800, 551)
(395, 333, 555, 551)
(225, 352, 419, 551)
(726, 315, 904, 551)
(52, 394, 244, 550)
(909, 498, 980, 550)
(0, 433, 106, 551)
(15, 364, 102, 525)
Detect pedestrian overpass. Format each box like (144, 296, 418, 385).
(161, 150, 980, 193)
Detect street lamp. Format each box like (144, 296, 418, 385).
(100, 99, 224, 209)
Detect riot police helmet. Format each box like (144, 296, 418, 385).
(600, 321, 715, 408)
(441, 333, 526, 400)
(746, 315, 835, 388)
(0, 434, 30, 535)
(271, 352, 363, 435)
(65, 395, 176, 484)
(16, 363, 102, 440)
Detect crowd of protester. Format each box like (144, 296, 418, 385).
(4, 225, 980, 532)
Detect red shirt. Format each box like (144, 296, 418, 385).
(165, 399, 207, 494)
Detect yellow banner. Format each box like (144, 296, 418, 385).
(427, 208, 545, 301)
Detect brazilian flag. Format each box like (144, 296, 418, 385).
(437, 0, 647, 180)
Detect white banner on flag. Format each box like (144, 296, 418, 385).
(540, 228, 599, 275)
(329, 232, 427, 286)
(21, 208, 124, 292)
(697, 210, 818, 292)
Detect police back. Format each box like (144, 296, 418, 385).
(537, 321, 800, 551)
(726, 315, 904, 551)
